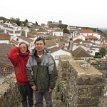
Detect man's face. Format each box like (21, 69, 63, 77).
(19, 43, 27, 54)
(35, 40, 45, 52)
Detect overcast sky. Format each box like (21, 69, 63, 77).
(1, 0, 107, 28)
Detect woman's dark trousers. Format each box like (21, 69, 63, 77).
(18, 84, 33, 107)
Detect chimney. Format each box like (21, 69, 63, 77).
(25, 29, 28, 37)
(68, 38, 73, 51)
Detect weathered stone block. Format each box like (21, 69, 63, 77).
(76, 105, 97, 107)
(77, 97, 99, 106)
(77, 76, 104, 85)
(77, 85, 104, 97)
(0, 74, 21, 107)
(58, 57, 105, 107)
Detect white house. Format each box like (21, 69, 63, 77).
(89, 47, 100, 56)
(73, 34, 85, 41)
(37, 28, 48, 35)
(10, 35, 33, 48)
(80, 29, 101, 39)
(0, 40, 9, 44)
(0, 22, 22, 36)
(52, 29, 63, 37)
(52, 31, 63, 37)
(22, 27, 30, 37)
(0, 34, 10, 44)
(51, 49, 71, 66)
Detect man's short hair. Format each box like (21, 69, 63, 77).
(34, 36, 45, 44)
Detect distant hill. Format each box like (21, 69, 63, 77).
(0, 16, 107, 38)
(0, 16, 9, 22)
(99, 28, 107, 35)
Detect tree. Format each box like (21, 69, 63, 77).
(0, 16, 8, 22)
(99, 47, 105, 57)
(10, 17, 16, 23)
(94, 47, 106, 58)
(59, 24, 68, 29)
(94, 52, 102, 58)
(16, 18, 21, 26)
(63, 28, 70, 34)
(35, 21, 38, 25)
(45, 35, 55, 40)
(23, 19, 28, 26)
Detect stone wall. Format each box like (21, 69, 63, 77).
(91, 59, 107, 78)
(0, 63, 13, 77)
(0, 74, 21, 107)
(0, 56, 106, 107)
(58, 56, 105, 107)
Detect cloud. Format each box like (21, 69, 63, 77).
(1, 0, 107, 28)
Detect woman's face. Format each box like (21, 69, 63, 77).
(19, 43, 28, 54)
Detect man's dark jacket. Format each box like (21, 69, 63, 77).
(26, 49, 58, 91)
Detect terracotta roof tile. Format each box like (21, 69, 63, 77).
(85, 36, 97, 39)
(74, 39, 83, 43)
(0, 34, 11, 40)
(80, 29, 94, 33)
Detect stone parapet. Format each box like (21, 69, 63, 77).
(0, 73, 20, 107)
(58, 57, 105, 107)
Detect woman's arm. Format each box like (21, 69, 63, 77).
(8, 47, 20, 66)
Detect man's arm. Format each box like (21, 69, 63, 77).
(48, 55, 58, 89)
(26, 56, 36, 90)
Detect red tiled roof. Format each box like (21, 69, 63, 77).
(73, 39, 83, 43)
(98, 44, 107, 48)
(0, 34, 11, 40)
(85, 36, 97, 39)
(80, 29, 94, 33)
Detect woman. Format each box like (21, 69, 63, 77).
(8, 42, 33, 107)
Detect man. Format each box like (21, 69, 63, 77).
(26, 37, 58, 107)
(8, 42, 33, 107)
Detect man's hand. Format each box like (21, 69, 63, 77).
(49, 88, 52, 93)
(32, 85, 36, 91)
